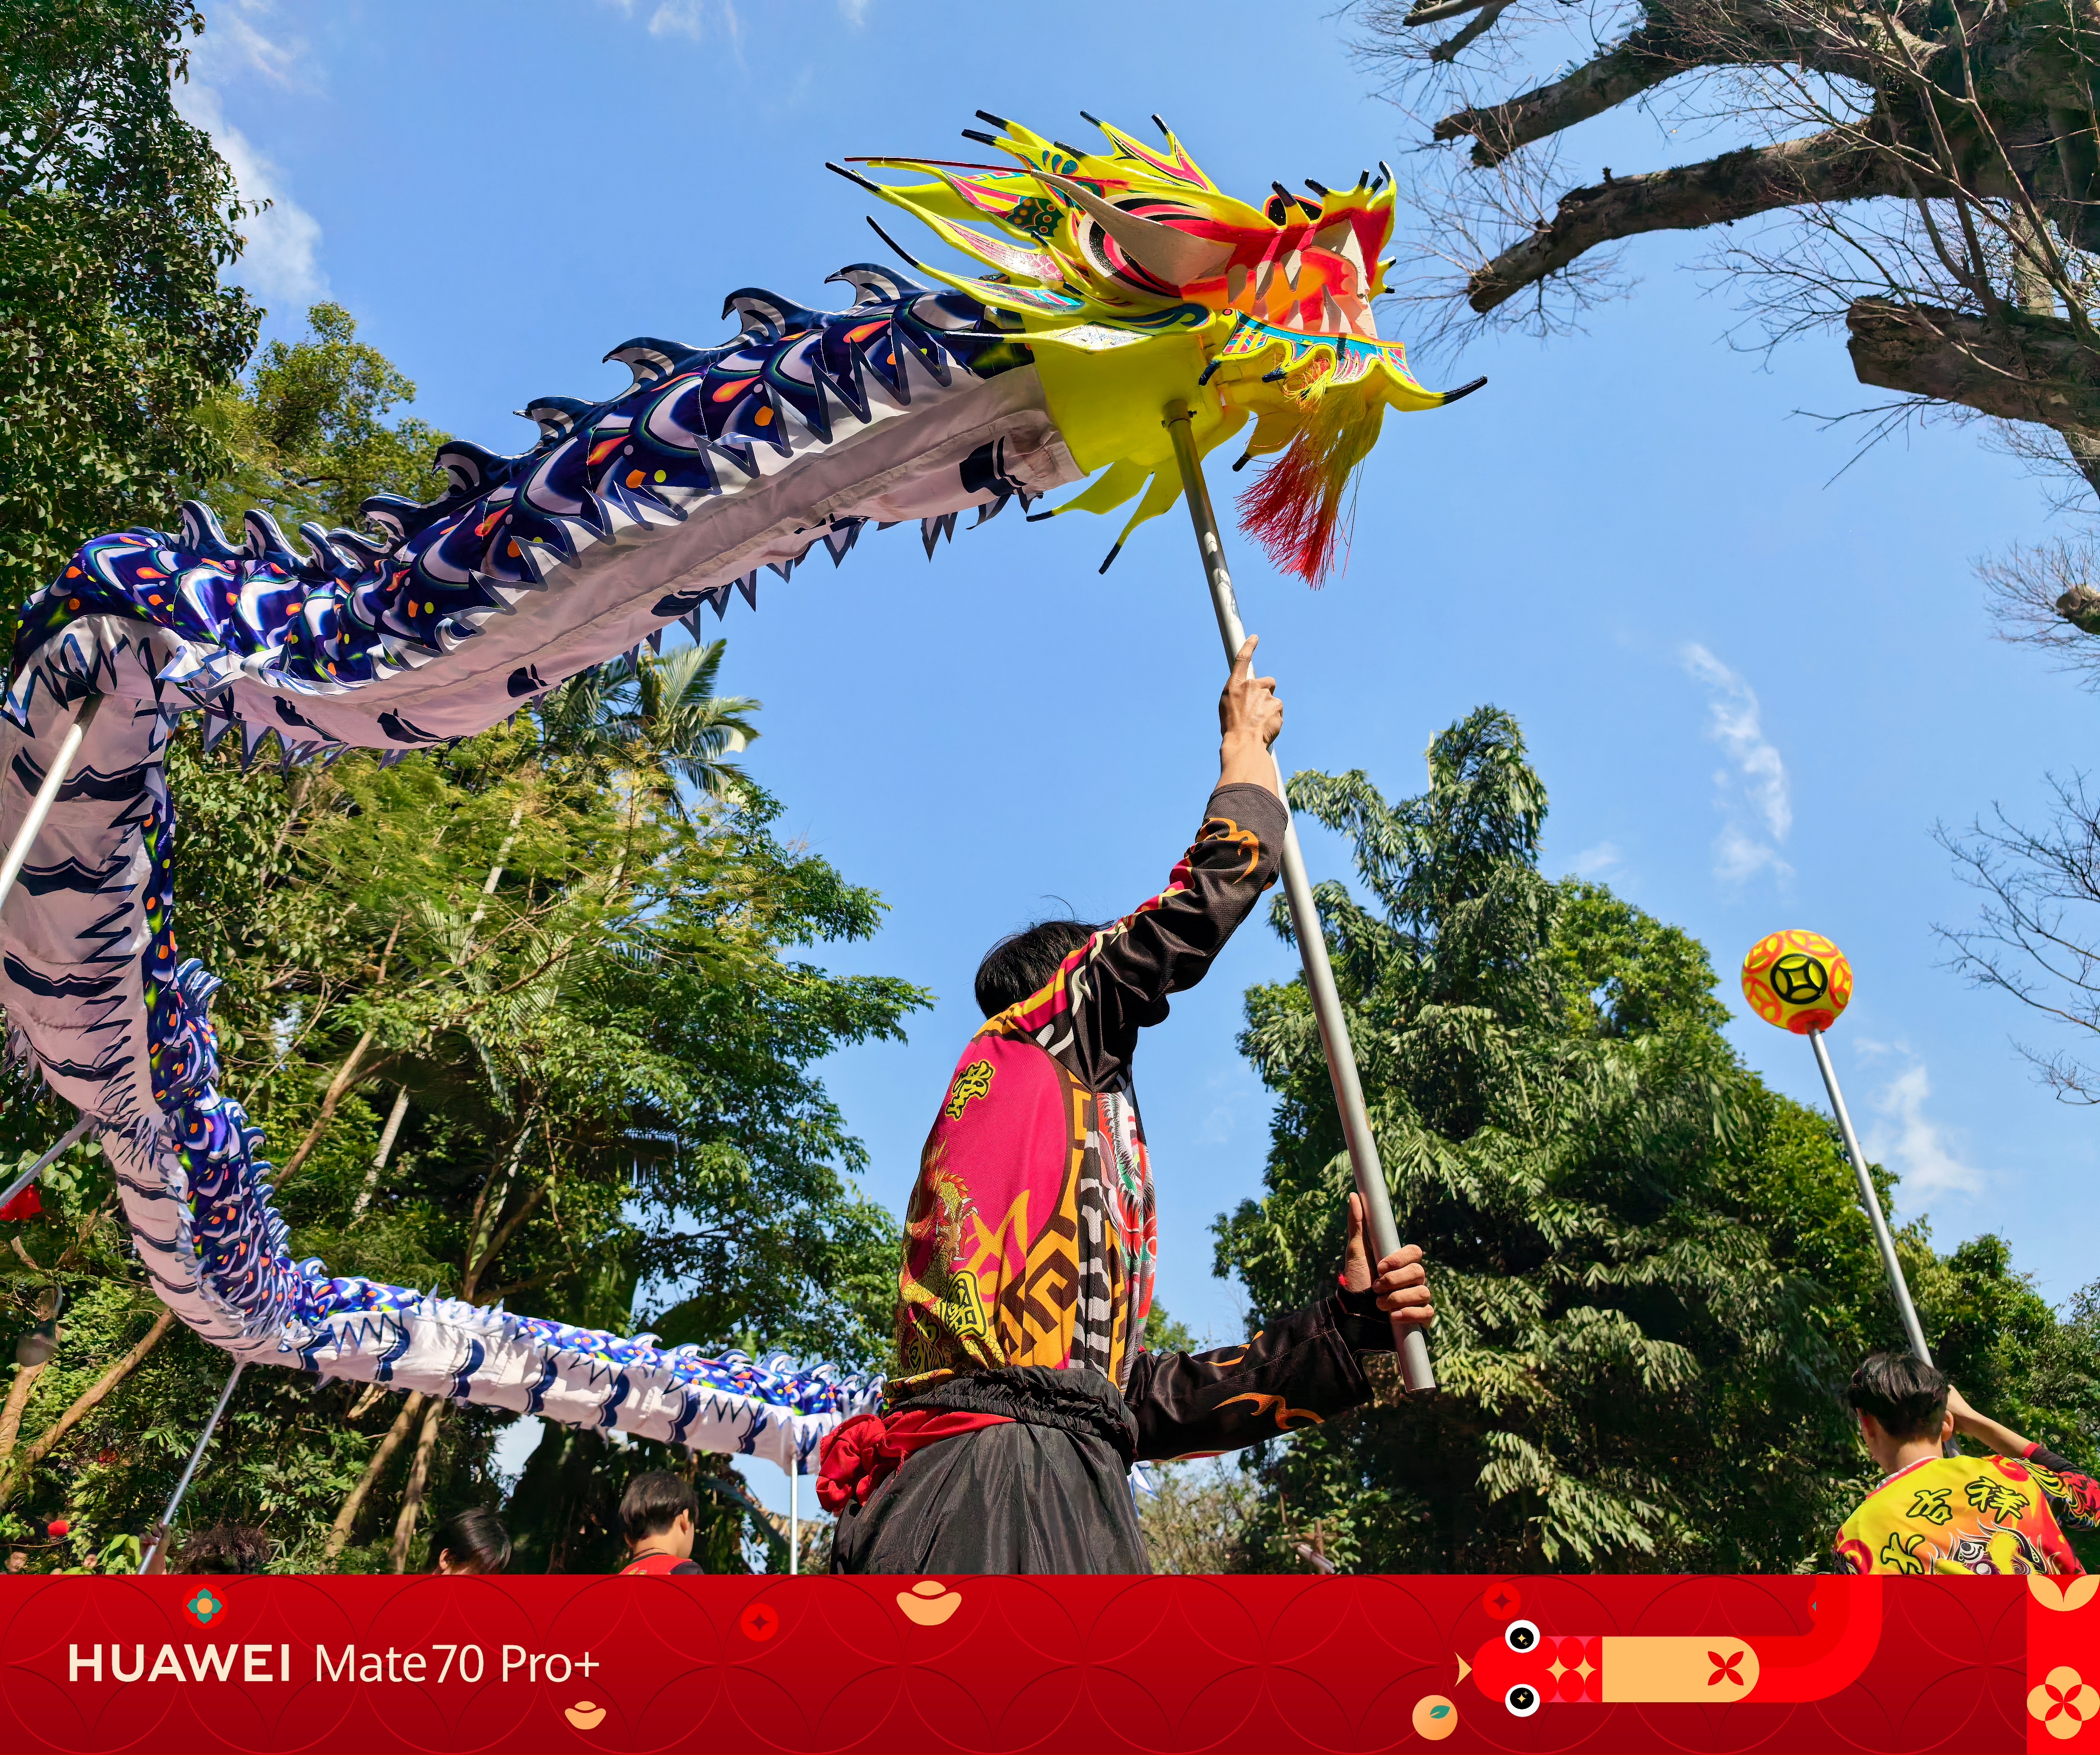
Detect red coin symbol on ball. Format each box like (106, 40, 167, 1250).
(740, 1602, 778, 1642)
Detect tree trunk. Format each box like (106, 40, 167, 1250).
(1847, 297, 2100, 425)
(0, 1309, 174, 1507)
(389, 1395, 445, 1573)
(348, 1084, 411, 1222)
(274, 1029, 377, 1190)
(0, 1361, 47, 1474)
(326, 1390, 425, 1560)
(278, 916, 405, 1190)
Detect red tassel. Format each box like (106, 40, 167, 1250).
(1234, 394, 1385, 585)
(1237, 432, 1338, 583)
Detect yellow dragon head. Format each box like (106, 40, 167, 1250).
(840, 112, 1482, 582)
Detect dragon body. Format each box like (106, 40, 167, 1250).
(0, 117, 1475, 1468)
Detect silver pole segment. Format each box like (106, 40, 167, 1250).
(787, 1463, 798, 1576)
(0, 693, 102, 917)
(1808, 1029, 1933, 1362)
(0, 1112, 95, 1214)
(1164, 405, 1434, 1395)
(138, 1360, 246, 1574)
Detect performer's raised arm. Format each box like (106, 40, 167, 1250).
(981, 637, 1287, 1094)
(1945, 1385, 2100, 1531)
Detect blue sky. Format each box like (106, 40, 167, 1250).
(186, 3, 2095, 1440)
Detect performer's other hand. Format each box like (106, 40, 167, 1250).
(1219, 637, 1284, 795)
(1342, 1192, 1433, 1333)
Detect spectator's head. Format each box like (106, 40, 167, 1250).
(1848, 1351, 1952, 1468)
(429, 1507, 511, 1576)
(5, 1549, 24, 1573)
(173, 1523, 273, 1575)
(619, 1471, 697, 1560)
(975, 920, 1102, 1018)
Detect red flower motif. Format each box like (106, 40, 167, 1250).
(1708, 1650, 1746, 1686)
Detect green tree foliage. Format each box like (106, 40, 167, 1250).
(1216, 707, 2100, 1573)
(196, 301, 451, 532)
(0, 680, 923, 1572)
(0, 1, 260, 630)
(0, 294, 922, 1573)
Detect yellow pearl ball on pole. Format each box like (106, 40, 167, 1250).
(1740, 930, 1939, 1382)
(1741, 928, 1852, 1036)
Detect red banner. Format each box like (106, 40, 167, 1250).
(0, 1572, 2089, 1752)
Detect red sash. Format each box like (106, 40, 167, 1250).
(815, 1408, 1010, 1512)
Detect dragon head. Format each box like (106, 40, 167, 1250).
(844, 113, 1481, 583)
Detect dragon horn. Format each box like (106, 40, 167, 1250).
(1031, 171, 1232, 290)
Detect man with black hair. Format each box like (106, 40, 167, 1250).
(1834, 1350, 2100, 1575)
(616, 1470, 703, 1576)
(430, 1506, 511, 1576)
(823, 640, 1433, 1574)
(167, 1522, 273, 1575)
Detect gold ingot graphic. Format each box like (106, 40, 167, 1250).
(564, 1701, 608, 1730)
(896, 1579, 962, 1625)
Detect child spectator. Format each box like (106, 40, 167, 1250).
(1835, 1351, 2100, 1575)
(429, 1507, 511, 1575)
(617, 1471, 703, 1576)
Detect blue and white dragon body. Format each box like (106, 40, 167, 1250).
(0, 268, 1081, 1470)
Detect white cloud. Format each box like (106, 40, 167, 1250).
(1865, 1058, 1986, 1199)
(200, 6, 307, 87)
(1571, 841, 1623, 878)
(839, 0, 873, 19)
(1681, 643, 1792, 884)
(171, 5, 326, 308)
(647, 0, 742, 41)
(174, 83, 326, 307)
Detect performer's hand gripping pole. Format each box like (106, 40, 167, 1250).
(1164, 403, 1435, 1395)
(1808, 1028, 1935, 1365)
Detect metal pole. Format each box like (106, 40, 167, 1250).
(0, 693, 102, 918)
(1164, 403, 1434, 1395)
(0, 1112, 95, 1214)
(1809, 1029, 1934, 1363)
(787, 1463, 798, 1576)
(138, 1359, 245, 1574)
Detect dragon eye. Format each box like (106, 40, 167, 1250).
(1505, 1683, 1541, 1718)
(1505, 1618, 1541, 1654)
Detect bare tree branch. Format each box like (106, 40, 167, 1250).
(1846, 297, 2100, 424)
(1471, 131, 1910, 309)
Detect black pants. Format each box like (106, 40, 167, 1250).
(829, 1366, 1149, 1575)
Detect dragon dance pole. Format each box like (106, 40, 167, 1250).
(1742, 932, 1937, 1367)
(1164, 403, 1435, 1396)
(1808, 1028, 1934, 1364)
(138, 1360, 246, 1574)
(0, 693, 101, 919)
(0, 1111, 95, 1216)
